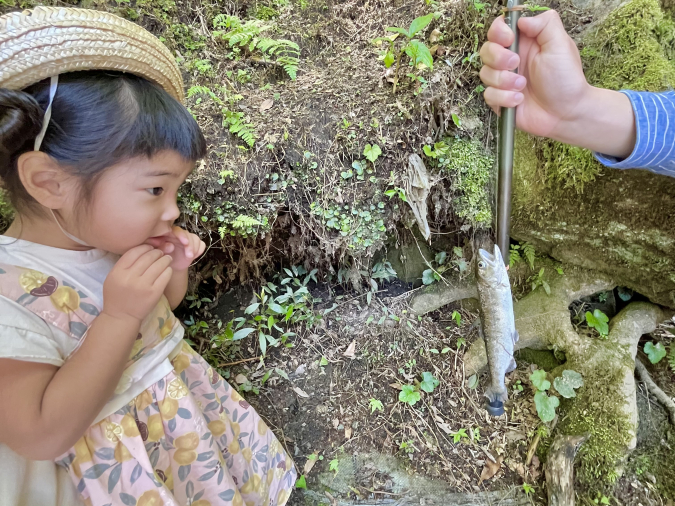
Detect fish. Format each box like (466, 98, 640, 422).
(475, 244, 518, 410)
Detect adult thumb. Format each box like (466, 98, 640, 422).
(518, 10, 569, 49)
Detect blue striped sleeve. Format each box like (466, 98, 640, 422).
(594, 90, 675, 177)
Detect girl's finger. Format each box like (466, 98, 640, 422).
(117, 244, 155, 269)
(483, 86, 524, 110)
(153, 266, 174, 290)
(162, 241, 175, 254)
(142, 254, 173, 281)
(129, 248, 165, 274)
(479, 66, 526, 91)
(480, 41, 520, 71)
(198, 240, 206, 257)
(173, 226, 190, 246)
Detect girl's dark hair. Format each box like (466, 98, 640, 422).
(0, 70, 206, 214)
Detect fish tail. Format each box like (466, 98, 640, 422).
(485, 385, 508, 404)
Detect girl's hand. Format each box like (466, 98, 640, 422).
(103, 245, 173, 322)
(145, 226, 206, 271)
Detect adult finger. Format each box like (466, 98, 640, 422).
(116, 244, 155, 269)
(487, 15, 514, 47)
(480, 66, 527, 91)
(483, 86, 524, 110)
(142, 254, 173, 282)
(518, 10, 567, 49)
(480, 41, 520, 71)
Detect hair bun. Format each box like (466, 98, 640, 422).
(0, 88, 43, 164)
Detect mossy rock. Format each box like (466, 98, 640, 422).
(512, 0, 675, 308)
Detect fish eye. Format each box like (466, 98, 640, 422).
(478, 260, 486, 269)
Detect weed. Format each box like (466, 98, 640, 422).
(585, 309, 609, 338)
(449, 428, 468, 443)
(363, 143, 382, 163)
(374, 13, 437, 93)
(420, 372, 440, 393)
(644, 341, 667, 363)
(329, 458, 339, 474)
(422, 247, 468, 285)
(523, 483, 535, 496)
(530, 368, 583, 423)
(369, 398, 384, 413)
(399, 384, 421, 406)
(509, 242, 536, 269)
(213, 14, 300, 79)
(528, 268, 550, 295)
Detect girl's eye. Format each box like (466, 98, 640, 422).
(147, 187, 164, 196)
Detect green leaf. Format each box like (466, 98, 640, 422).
(408, 13, 434, 37)
(534, 391, 559, 423)
(645, 341, 667, 364)
(369, 398, 384, 413)
(452, 311, 461, 327)
(231, 327, 255, 341)
(435, 251, 447, 265)
(422, 269, 436, 285)
(420, 372, 440, 393)
(529, 369, 550, 391)
(467, 374, 478, 389)
(259, 331, 267, 356)
(329, 458, 340, 473)
(295, 475, 307, 489)
(363, 143, 382, 163)
(244, 302, 260, 314)
(451, 113, 461, 128)
(585, 309, 609, 336)
(553, 370, 584, 398)
(386, 26, 410, 37)
(319, 356, 329, 367)
(383, 51, 395, 68)
(406, 40, 433, 70)
(399, 385, 421, 405)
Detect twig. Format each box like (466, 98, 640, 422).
(525, 432, 541, 466)
(635, 358, 675, 424)
(218, 356, 260, 367)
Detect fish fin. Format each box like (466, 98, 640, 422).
(512, 330, 519, 344)
(507, 357, 517, 373)
(485, 386, 508, 404)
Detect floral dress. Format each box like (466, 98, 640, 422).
(0, 263, 296, 506)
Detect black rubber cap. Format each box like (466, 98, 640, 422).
(486, 399, 504, 417)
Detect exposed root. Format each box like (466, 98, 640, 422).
(545, 434, 589, 506)
(635, 358, 675, 425)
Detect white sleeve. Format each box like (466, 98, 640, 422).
(0, 297, 65, 367)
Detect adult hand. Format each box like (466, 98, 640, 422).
(479, 10, 591, 140)
(145, 226, 206, 272)
(102, 245, 173, 322)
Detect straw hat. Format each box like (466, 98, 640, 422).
(0, 6, 184, 102)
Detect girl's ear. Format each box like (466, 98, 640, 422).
(16, 152, 78, 210)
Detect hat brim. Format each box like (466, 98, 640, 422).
(0, 6, 184, 102)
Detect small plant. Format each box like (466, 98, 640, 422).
(644, 341, 667, 364)
(420, 372, 440, 393)
(185, 295, 212, 309)
(399, 440, 416, 454)
(375, 13, 436, 93)
(512, 380, 523, 392)
(528, 268, 550, 295)
(363, 143, 382, 163)
(451, 310, 462, 327)
(449, 428, 468, 443)
(422, 247, 468, 285)
(585, 309, 609, 338)
(509, 242, 536, 269)
(295, 475, 307, 489)
(592, 493, 610, 505)
(369, 398, 384, 413)
(423, 141, 450, 160)
(329, 458, 339, 474)
(384, 186, 408, 203)
(399, 384, 421, 406)
(530, 369, 583, 423)
(212, 15, 299, 79)
(522, 483, 535, 496)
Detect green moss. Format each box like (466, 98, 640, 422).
(517, 0, 675, 199)
(555, 361, 633, 490)
(514, 348, 563, 371)
(439, 138, 494, 228)
(0, 189, 13, 234)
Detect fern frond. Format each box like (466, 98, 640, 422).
(186, 85, 223, 105)
(223, 110, 256, 147)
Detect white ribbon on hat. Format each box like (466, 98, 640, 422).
(34, 75, 59, 152)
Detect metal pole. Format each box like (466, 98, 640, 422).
(497, 0, 522, 266)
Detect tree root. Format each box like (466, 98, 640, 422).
(635, 358, 675, 425)
(546, 434, 589, 506)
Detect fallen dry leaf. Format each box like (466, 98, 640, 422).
(343, 340, 356, 358)
(303, 452, 319, 475)
(259, 99, 274, 112)
(345, 426, 352, 439)
(478, 454, 504, 484)
(293, 386, 310, 398)
(389, 382, 402, 390)
(234, 374, 248, 385)
(429, 28, 441, 44)
(332, 418, 340, 430)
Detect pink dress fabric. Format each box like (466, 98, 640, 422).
(0, 263, 297, 506)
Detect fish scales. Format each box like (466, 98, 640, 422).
(476, 244, 518, 405)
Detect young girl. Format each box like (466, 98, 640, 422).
(0, 7, 295, 506)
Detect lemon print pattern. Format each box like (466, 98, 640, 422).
(0, 264, 296, 506)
